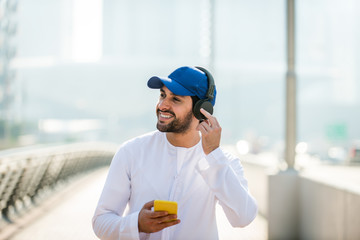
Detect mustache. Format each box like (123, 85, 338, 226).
(157, 109, 175, 116)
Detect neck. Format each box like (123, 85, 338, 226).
(166, 130, 200, 148)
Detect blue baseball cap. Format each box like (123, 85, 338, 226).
(147, 66, 216, 106)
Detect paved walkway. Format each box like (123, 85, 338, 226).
(3, 168, 267, 240)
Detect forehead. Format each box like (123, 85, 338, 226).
(160, 86, 183, 97)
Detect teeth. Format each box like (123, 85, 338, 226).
(160, 113, 172, 119)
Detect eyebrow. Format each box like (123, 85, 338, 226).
(160, 88, 186, 99)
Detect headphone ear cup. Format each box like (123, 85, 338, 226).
(193, 100, 214, 120)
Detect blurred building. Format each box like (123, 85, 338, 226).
(2, 0, 360, 162)
(0, 0, 19, 147)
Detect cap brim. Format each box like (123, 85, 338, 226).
(147, 76, 194, 96)
(147, 76, 165, 89)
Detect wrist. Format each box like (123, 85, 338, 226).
(204, 146, 219, 155)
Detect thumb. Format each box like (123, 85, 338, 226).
(143, 200, 155, 210)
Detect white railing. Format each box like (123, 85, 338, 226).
(0, 142, 117, 230)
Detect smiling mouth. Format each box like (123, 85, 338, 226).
(160, 113, 173, 119)
(158, 111, 174, 121)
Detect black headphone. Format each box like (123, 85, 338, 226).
(193, 66, 216, 120)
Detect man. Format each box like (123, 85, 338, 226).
(92, 66, 258, 240)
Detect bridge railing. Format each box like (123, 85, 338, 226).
(0, 142, 117, 230)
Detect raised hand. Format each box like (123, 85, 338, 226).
(196, 108, 222, 155)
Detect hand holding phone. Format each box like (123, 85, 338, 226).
(154, 200, 178, 221)
(138, 200, 180, 233)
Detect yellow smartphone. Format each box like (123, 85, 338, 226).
(154, 200, 178, 217)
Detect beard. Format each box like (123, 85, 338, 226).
(156, 108, 193, 133)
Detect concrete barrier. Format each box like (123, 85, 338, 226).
(225, 147, 360, 239)
(244, 159, 360, 240)
(299, 168, 360, 240)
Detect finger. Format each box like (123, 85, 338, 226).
(199, 121, 212, 132)
(200, 108, 220, 127)
(159, 219, 181, 228)
(202, 119, 211, 127)
(200, 108, 217, 126)
(200, 108, 212, 118)
(151, 211, 169, 218)
(143, 200, 155, 210)
(196, 123, 208, 134)
(158, 214, 178, 222)
(152, 219, 181, 233)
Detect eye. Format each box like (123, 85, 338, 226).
(160, 93, 166, 99)
(173, 97, 181, 102)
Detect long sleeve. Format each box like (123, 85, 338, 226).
(196, 147, 258, 227)
(92, 148, 140, 240)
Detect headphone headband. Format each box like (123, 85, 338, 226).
(195, 66, 215, 101)
(192, 66, 216, 120)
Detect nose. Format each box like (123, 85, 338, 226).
(158, 98, 170, 110)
